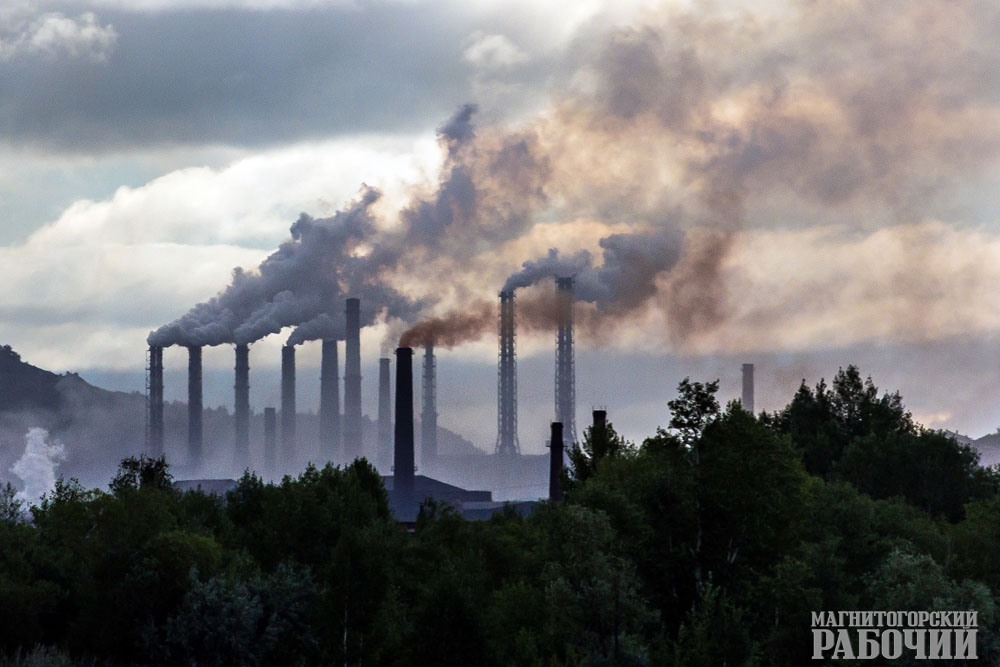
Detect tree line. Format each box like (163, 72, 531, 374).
(1, 364, 998, 665)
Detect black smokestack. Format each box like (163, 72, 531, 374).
(320, 339, 341, 457)
(344, 297, 362, 460)
(496, 291, 520, 456)
(593, 409, 607, 431)
(549, 421, 563, 502)
(378, 357, 392, 472)
(187, 345, 203, 466)
(394, 347, 415, 502)
(148, 345, 164, 457)
(742, 363, 755, 414)
(421, 344, 437, 466)
(281, 344, 296, 464)
(234, 344, 250, 467)
(264, 407, 276, 477)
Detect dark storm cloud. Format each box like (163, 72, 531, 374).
(0, 4, 492, 151)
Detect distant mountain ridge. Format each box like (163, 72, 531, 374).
(969, 431, 1000, 468)
(0, 345, 489, 489)
(0, 344, 141, 416)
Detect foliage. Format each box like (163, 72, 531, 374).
(567, 418, 634, 483)
(0, 369, 998, 666)
(108, 455, 174, 496)
(0, 483, 23, 524)
(145, 563, 318, 666)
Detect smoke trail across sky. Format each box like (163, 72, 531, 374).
(140, 0, 1000, 362)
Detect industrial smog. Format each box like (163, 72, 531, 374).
(3, 1, 1000, 664)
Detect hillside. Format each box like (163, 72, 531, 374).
(973, 431, 1000, 467)
(0, 346, 497, 490)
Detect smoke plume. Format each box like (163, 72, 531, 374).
(154, 0, 1000, 356)
(10, 427, 65, 505)
(398, 301, 494, 349)
(148, 187, 422, 348)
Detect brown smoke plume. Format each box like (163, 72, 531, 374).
(660, 229, 734, 345)
(155, 0, 1000, 357)
(397, 282, 650, 353)
(398, 300, 495, 349)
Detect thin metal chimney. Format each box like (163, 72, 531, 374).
(496, 291, 520, 456)
(344, 298, 363, 460)
(421, 344, 437, 465)
(263, 407, 276, 477)
(549, 422, 563, 502)
(234, 344, 250, 467)
(555, 277, 577, 446)
(394, 347, 415, 502)
(320, 339, 341, 457)
(148, 345, 164, 457)
(188, 345, 203, 466)
(378, 357, 392, 471)
(281, 344, 296, 463)
(742, 363, 755, 414)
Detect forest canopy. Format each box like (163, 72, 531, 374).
(1, 365, 997, 666)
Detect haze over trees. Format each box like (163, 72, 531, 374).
(1, 365, 998, 665)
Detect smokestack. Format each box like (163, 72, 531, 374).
(555, 277, 577, 445)
(394, 347, 415, 502)
(496, 291, 520, 456)
(263, 407, 276, 477)
(593, 409, 607, 431)
(378, 357, 392, 471)
(234, 344, 250, 467)
(148, 345, 164, 457)
(281, 344, 296, 464)
(549, 421, 563, 502)
(344, 298, 363, 460)
(742, 363, 755, 414)
(187, 345, 203, 466)
(320, 339, 341, 457)
(421, 344, 437, 465)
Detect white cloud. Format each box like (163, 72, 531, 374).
(463, 31, 528, 69)
(0, 135, 441, 370)
(28, 134, 439, 248)
(0, 11, 117, 62)
(85, 0, 356, 10)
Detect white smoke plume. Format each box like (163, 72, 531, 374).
(154, 0, 1000, 356)
(149, 103, 542, 351)
(148, 187, 423, 348)
(502, 226, 684, 315)
(10, 427, 65, 505)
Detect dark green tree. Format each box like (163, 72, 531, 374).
(109, 455, 174, 495)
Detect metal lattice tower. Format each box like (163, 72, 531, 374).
(421, 344, 437, 464)
(496, 291, 520, 455)
(555, 277, 577, 446)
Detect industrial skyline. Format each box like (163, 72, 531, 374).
(3, 0, 1000, 459)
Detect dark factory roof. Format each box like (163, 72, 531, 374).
(382, 474, 540, 523)
(382, 474, 492, 503)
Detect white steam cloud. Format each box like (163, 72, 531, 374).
(10, 427, 66, 505)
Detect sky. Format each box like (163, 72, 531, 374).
(5, 0, 1000, 455)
